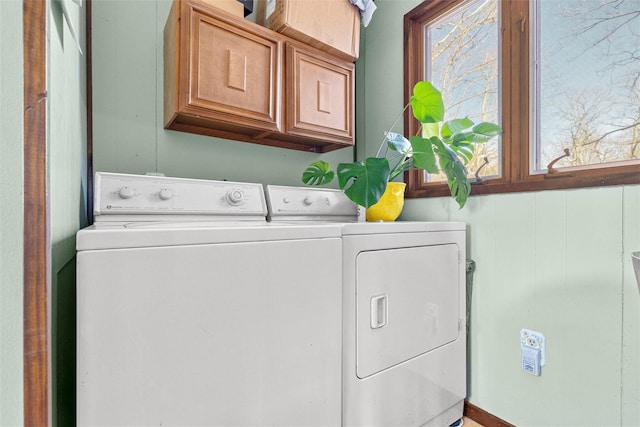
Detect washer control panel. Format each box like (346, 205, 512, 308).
(94, 172, 267, 217)
(266, 185, 363, 221)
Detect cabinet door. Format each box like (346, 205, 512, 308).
(181, 7, 281, 131)
(285, 43, 354, 145)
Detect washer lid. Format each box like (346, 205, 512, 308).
(76, 222, 342, 251)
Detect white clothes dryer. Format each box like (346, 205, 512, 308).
(340, 221, 466, 427)
(266, 186, 467, 427)
(76, 173, 343, 427)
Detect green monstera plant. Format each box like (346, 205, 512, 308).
(302, 81, 502, 209)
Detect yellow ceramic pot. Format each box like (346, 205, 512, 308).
(365, 182, 406, 222)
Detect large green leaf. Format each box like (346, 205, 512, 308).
(452, 122, 503, 144)
(301, 161, 335, 185)
(337, 158, 390, 208)
(449, 140, 475, 164)
(472, 122, 502, 137)
(385, 131, 412, 155)
(441, 118, 474, 138)
(410, 81, 444, 124)
(432, 138, 471, 208)
(409, 136, 439, 173)
(421, 122, 440, 139)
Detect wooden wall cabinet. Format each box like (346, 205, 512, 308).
(164, 0, 354, 152)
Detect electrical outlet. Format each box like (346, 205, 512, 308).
(521, 329, 546, 366)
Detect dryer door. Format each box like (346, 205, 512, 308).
(356, 244, 460, 378)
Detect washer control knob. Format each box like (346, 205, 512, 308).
(159, 189, 173, 200)
(226, 189, 245, 205)
(303, 197, 313, 206)
(118, 187, 134, 199)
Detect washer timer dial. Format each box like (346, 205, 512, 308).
(118, 187, 134, 199)
(225, 189, 245, 206)
(158, 189, 173, 200)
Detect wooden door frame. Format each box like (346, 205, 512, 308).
(23, 0, 49, 425)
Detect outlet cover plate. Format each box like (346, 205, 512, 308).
(521, 328, 546, 366)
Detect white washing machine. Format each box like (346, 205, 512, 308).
(76, 173, 343, 427)
(266, 186, 467, 427)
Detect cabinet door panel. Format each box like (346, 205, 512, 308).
(286, 44, 354, 144)
(187, 10, 281, 130)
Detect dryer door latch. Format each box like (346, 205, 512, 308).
(370, 294, 388, 329)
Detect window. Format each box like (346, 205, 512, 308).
(404, 0, 640, 199)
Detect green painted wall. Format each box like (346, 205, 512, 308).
(0, 1, 24, 426)
(400, 187, 640, 426)
(49, 0, 88, 425)
(91, 0, 354, 186)
(360, 1, 640, 426)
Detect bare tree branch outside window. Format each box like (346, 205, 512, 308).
(423, 0, 639, 178)
(537, 0, 640, 170)
(425, 0, 500, 181)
